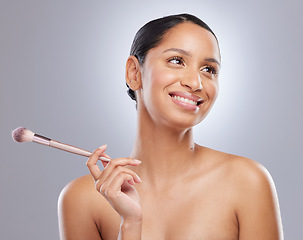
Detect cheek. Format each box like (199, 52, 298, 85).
(140, 66, 179, 118)
(143, 66, 177, 96)
(205, 80, 219, 103)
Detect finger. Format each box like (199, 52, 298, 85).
(102, 152, 111, 159)
(86, 145, 107, 180)
(97, 166, 141, 195)
(100, 166, 141, 189)
(97, 161, 142, 193)
(101, 152, 111, 168)
(99, 158, 141, 184)
(102, 172, 135, 200)
(101, 157, 110, 168)
(105, 172, 139, 202)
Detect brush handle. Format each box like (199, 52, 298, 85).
(49, 140, 110, 162)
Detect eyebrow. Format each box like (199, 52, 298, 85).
(163, 48, 221, 67)
(163, 48, 192, 57)
(204, 58, 221, 67)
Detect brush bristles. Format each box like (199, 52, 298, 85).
(12, 127, 35, 142)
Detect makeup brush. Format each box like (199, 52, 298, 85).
(11, 127, 110, 162)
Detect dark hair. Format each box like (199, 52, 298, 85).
(127, 13, 219, 102)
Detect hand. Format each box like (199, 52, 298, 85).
(86, 145, 142, 221)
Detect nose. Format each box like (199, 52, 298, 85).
(180, 70, 203, 92)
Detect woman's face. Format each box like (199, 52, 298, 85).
(137, 22, 221, 129)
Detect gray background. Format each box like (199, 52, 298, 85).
(1, 0, 302, 239)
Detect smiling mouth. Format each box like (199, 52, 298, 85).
(169, 93, 203, 106)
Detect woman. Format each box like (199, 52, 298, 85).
(58, 14, 283, 240)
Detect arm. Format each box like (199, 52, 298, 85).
(118, 217, 143, 240)
(86, 145, 143, 240)
(235, 159, 284, 240)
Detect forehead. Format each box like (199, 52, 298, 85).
(149, 22, 220, 61)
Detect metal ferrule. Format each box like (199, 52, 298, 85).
(33, 134, 51, 146)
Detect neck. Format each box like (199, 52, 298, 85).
(129, 109, 197, 187)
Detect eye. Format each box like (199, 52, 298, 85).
(168, 56, 184, 65)
(201, 65, 218, 76)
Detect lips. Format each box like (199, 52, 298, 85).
(169, 91, 203, 111)
(169, 91, 203, 106)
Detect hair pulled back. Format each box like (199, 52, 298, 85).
(127, 13, 218, 102)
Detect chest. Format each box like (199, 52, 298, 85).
(99, 191, 239, 240)
(139, 188, 239, 240)
(99, 173, 240, 240)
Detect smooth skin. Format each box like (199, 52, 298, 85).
(58, 23, 283, 240)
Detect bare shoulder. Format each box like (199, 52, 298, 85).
(225, 153, 278, 201)
(228, 153, 274, 185)
(196, 146, 283, 239)
(59, 174, 95, 196)
(58, 174, 99, 211)
(58, 175, 112, 240)
(232, 157, 283, 238)
(196, 145, 275, 186)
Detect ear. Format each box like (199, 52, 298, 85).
(125, 55, 142, 91)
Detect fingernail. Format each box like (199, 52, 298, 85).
(134, 159, 141, 164)
(98, 144, 107, 149)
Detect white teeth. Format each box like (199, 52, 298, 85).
(173, 95, 197, 106)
